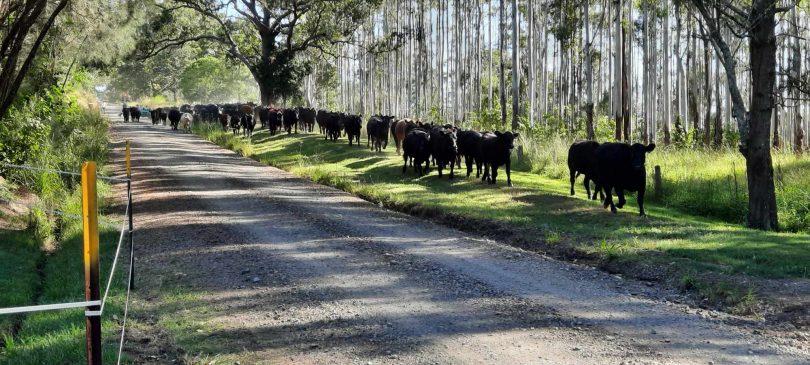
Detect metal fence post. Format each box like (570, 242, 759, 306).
(81, 161, 102, 365)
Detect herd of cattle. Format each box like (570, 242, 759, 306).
(122, 102, 656, 216)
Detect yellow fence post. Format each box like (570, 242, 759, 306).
(81, 161, 102, 365)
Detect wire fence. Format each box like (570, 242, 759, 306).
(0, 160, 135, 365)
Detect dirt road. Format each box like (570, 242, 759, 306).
(110, 117, 808, 364)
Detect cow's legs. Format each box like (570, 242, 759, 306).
(491, 165, 498, 185)
(481, 164, 490, 183)
(449, 160, 455, 179)
(637, 188, 646, 216)
(569, 170, 577, 195)
(402, 155, 408, 174)
(505, 160, 512, 187)
(616, 188, 627, 209)
(583, 176, 591, 198)
(465, 156, 473, 177)
(603, 185, 617, 213)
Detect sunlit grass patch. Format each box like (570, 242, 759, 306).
(192, 124, 810, 281)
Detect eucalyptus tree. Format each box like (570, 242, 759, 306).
(688, 0, 792, 230)
(140, 0, 381, 105)
(0, 0, 70, 118)
(499, 0, 507, 126)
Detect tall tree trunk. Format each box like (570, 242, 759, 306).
(687, 15, 699, 137)
(489, 0, 494, 110)
(622, 0, 631, 141)
(528, 0, 535, 127)
(613, 0, 624, 141)
(744, 0, 778, 230)
(499, 0, 507, 127)
(792, 6, 804, 154)
(584, 0, 595, 140)
(702, 26, 712, 148)
(511, 0, 519, 131)
(663, 0, 672, 145)
(691, 0, 779, 230)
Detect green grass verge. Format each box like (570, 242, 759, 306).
(195, 123, 809, 281)
(517, 135, 810, 232)
(0, 230, 42, 345)
(0, 222, 129, 364)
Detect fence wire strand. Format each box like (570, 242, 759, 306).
(99, 202, 129, 316)
(116, 236, 135, 365)
(0, 163, 130, 182)
(0, 198, 123, 230)
(1, 159, 135, 363)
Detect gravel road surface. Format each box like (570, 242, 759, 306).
(110, 117, 808, 364)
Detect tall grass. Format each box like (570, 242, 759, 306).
(514, 133, 810, 233)
(0, 86, 110, 239)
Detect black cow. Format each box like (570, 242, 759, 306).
(241, 114, 255, 137)
(268, 108, 283, 135)
(457, 130, 483, 178)
(168, 109, 182, 130)
(258, 107, 270, 129)
(282, 108, 298, 134)
(479, 131, 519, 187)
(343, 114, 362, 146)
(429, 127, 458, 179)
(218, 113, 230, 132)
(316, 110, 329, 134)
(122, 106, 130, 122)
(367, 115, 394, 152)
(595, 142, 656, 216)
(129, 107, 141, 123)
(402, 128, 432, 176)
(150, 108, 161, 125)
(324, 112, 343, 142)
(159, 109, 168, 125)
(568, 141, 603, 200)
(228, 112, 241, 135)
(203, 104, 219, 122)
(298, 107, 316, 133)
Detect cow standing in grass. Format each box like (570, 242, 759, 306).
(283, 108, 298, 134)
(568, 141, 602, 200)
(595, 142, 656, 216)
(218, 113, 230, 132)
(392, 118, 418, 155)
(479, 131, 519, 187)
(429, 126, 458, 179)
(343, 114, 363, 146)
(367, 115, 395, 152)
(457, 130, 483, 178)
(268, 108, 282, 135)
(241, 114, 255, 137)
(402, 128, 432, 176)
(298, 107, 316, 133)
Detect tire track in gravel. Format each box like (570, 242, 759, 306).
(110, 119, 808, 364)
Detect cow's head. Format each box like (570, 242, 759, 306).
(494, 131, 519, 150)
(630, 143, 656, 169)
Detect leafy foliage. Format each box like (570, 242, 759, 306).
(179, 56, 256, 103)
